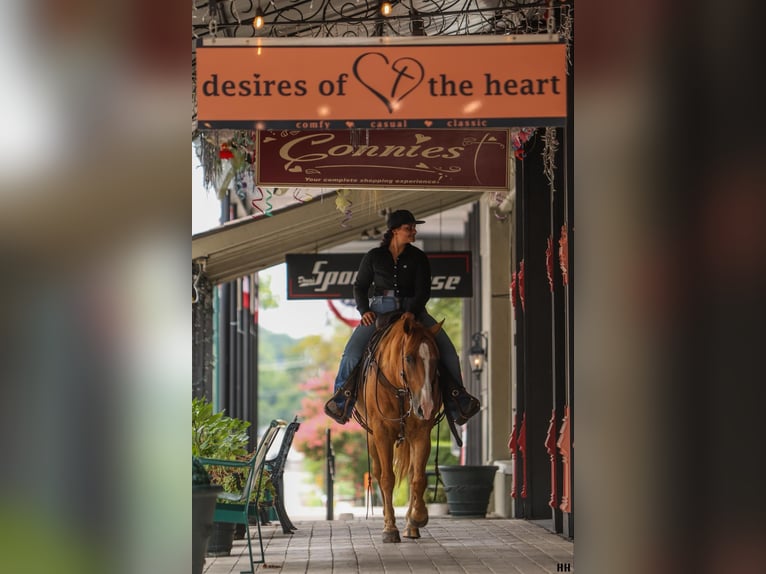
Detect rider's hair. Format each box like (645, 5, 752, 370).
(379, 229, 394, 248)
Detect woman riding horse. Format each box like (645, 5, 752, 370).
(324, 209, 480, 426)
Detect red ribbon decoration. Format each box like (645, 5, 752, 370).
(219, 142, 233, 159)
(545, 236, 554, 293)
(558, 225, 569, 286)
(518, 260, 526, 312)
(510, 271, 518, 316)
(326, 300, 360, 328)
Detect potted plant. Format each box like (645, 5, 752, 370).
(192, 397, 251, 555)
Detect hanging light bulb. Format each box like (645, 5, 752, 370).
(253, 6, 265, 29)
(380, 1, 392, 17)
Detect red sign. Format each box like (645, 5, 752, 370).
(257, 129, 510, 190)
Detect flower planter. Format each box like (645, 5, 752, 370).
(438, 465, 499, 517)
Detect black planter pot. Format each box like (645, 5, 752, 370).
(192, 485, 222, 574)
(438, 465, 499, 517)
(206, 522, 236, 556)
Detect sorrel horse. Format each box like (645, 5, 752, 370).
(355, 312, 443, 543)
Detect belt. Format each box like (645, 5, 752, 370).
(381, 290, 396, 297)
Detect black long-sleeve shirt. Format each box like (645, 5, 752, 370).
(353, 244, 431, 316)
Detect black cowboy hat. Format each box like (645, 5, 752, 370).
(386, 209, 425, 229)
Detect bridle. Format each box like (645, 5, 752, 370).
(366, 329, 438, 446)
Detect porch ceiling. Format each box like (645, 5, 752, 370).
(192, 189, 478, 284)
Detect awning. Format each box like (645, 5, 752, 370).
(192, 190, 479, 284)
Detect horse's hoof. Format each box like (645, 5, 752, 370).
(403, 526, 420, 539)
(409, 515, 429, 528)
(382, 530, 401, 543)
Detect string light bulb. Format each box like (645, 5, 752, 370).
(253, 6, 265, 29)
(380, 1, 392, 16)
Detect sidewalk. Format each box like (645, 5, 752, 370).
(202, 513, 574, 573)
(203, 455, 573, 573)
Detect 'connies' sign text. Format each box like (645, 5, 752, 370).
(258, 129, 509, 190)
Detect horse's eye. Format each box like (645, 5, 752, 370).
(405, 354, 414, 364)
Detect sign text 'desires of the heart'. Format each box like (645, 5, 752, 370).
(196, 41, 567, 129)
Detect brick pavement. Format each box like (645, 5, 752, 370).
(203, 516, 574, 574)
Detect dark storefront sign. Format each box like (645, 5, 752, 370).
(257, 129, 510, 190)
(286, 252, 472, 299)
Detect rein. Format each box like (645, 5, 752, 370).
(370, 356, 411, 446)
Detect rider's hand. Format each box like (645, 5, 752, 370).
(360, 311, 377, 326)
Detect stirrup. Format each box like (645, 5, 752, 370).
(446, 388, 480, 426)
(324, 399, 350, 424)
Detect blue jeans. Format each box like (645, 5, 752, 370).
(333, 297, 464, 394)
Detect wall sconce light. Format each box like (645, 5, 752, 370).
(380, 1, 393, 17)
(253, 5, 265, 29)
(469, 332, 488, 375)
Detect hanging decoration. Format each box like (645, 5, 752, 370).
(558, 224, 569, 286)
(545, 409, 558, 509)
(292, 188, 314, 204)
(508, 413, 520, 498)
(518, 259, 526, 312)
(545, 235, 555, 293)
(335, 189, 353, 227)
(194, 129, 256, 199)
(249, 186, 266, 217)
(557, 405, 572, 513)
(518, 413, 528, 499)
(542, 127, 559, 196)
(510, 127, 536, 160)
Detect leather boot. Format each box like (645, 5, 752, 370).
(440, 367, 480, 425)
(323, 372, 359, 424)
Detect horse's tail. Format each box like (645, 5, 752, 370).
(393, 440, 411, 487)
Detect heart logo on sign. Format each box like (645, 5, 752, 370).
(353, 52, 425, 114)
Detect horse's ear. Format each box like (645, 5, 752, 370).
(429, 319, 445, 336)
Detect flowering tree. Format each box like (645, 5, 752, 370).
(293, 370, 370, 502)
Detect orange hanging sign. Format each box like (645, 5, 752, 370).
(196, 38, 567, 129)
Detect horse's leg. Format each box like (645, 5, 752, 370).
(403, 426, 432, 539)
(373, 431, 400, 543)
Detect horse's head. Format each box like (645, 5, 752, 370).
(396, 312, 443, 421)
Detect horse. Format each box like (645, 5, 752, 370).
(354, 311, 443, 543)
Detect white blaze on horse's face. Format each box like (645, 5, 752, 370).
(416, 342, 435, 420)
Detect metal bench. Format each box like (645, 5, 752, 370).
(264, 416, 301, 534)
(199, 419, 286, 574)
